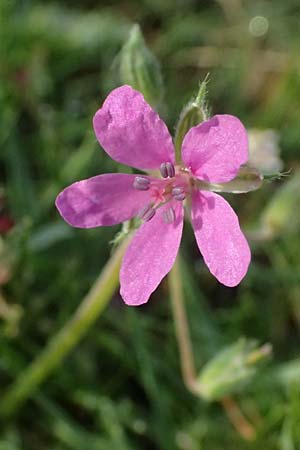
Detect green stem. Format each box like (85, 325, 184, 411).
(168, 254, 199, 394)
(0, 235, 132, 418)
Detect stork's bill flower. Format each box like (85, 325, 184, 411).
(56, 85, 251, 305)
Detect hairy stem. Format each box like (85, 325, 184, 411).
(0, 235, 132, 418)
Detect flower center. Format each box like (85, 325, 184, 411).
(134, 163, 194, 223)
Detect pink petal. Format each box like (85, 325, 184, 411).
(191, 190, 250, 287)
(120, 202, 184, 305)
(93, 85, 175, 171)
(55, 173, 153, 228)
(182, 114, 248, 183)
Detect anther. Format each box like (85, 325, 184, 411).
(133, 176, 150, 191)
(172, 186, 186, 201)
(160, 162, 175, 178)
(163, 207, 176, 224)
(138, 204, 156, 222)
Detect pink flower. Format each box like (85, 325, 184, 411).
(56, 85, 250, 306)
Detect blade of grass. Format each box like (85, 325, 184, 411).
(0, 235, 132, 418)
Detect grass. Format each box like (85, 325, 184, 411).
(1, 0, 300, 448)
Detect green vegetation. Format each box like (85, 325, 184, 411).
(1, 1, 300, 448)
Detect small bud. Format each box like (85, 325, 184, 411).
(174, 75, 210, 162)
(196, 339, 272, 401)
(117, 24, 164, 109)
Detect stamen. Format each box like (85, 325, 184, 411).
(160, 162, 175, 178)
(163, 207, 176, 224)
(133, 176, 150, 191)
(138, 204, 156, 222)
(172, 186, 186, 201)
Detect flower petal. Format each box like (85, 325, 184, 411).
(182, 114, 248, 183)
(93, 85, 175, 170)
(191, 190, 250, 286)
(120, 202, 184, 305)
(55, 173, 153, 228)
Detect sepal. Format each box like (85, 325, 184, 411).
(174, 75, 210, 162)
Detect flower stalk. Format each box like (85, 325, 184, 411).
(168, 254, 198, 394)
(0, 235, 132, 418)
(168, 254, 257, 441)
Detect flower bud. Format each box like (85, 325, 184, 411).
(174, 76, 210, 162)
(196, 339, 272, 401)
(117, 24, 164, 109)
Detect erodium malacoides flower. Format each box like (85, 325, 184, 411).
(56, 85, 251, 306)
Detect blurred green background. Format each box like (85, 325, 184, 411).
(1, 0, 300, 449)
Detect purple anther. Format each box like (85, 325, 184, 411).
(160, 163, 168, 178)
(160, 162, 175, 178)
(166, 162, 175, 178)
(172, 186, 186, 201)
(138, 204, 156, 222)
(133, 176, 150, 191)
(163, 207, 176, 224)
